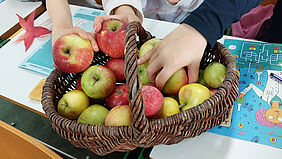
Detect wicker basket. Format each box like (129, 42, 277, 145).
(42, 22, 239, 155)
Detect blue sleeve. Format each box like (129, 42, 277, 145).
(182, 0, 263, 47)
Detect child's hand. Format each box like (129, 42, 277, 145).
(52, 27, 98, 52)
(91, 5, 141, 52)
(138, 24, 207, 91)
(93, 14, 140, 34)
(93, 5, 141, 33)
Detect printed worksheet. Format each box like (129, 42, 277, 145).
(208, 39, 282, 149)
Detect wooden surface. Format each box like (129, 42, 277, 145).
(0, 120, 62, 159)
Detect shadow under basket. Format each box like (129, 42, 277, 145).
(42, 22, 239, 156)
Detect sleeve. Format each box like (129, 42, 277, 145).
(102, 0, 144, 21)
(182, 0, 264, 47)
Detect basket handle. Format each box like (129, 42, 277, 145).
(124, 21, 152, 138)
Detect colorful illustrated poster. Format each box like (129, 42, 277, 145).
(208, 39, 282, 149)
(19, 8, 105, 75)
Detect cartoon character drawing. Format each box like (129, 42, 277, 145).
(237, 70, 281, 111)
(255, 96, 282, 127)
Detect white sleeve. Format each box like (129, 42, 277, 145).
(102, 0, 145, 21)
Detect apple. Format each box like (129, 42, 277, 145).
(57, 90, 89, 119)
(142, 85, 164, 119)
(104, 105, 132, 126)
(96, 19, 127, 58)
(179, 83, 211, 110)
(81, 65, 116, 99)
(52, 33, 94, 73)
(106, 84, 129, 109)
(105, 58, 125, 82)
(138, 38, 161, 85)
(138, 62, 151, 85)
(163, 68, 188, 95)
(204, 62, 226, 88)
(75, 77, 82, 90)
(197, 70, 208, 87)
(160, 97, 180, 118)
(77, 104, 109, 125)
(209, 88, 218, 96)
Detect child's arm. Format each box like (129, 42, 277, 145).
(139, 0, 263, 91)
(182, 0, 264, 47)
(46, 0, 97, 51)
(102, 0, 144, 22)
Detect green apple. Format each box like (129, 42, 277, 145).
(77, 104, 109, 125)
(197, 70, 208, 87)
(138, 62, 151, 85)
(163, 68, 188, 95)
(57, 90, 89, 119)
(160, 97, 180, 118)
(138, 38, 161, 85)
(139, 38, 161, 57)
(81, 65, 116, 99)
(179, 83, 211, 110)
(104, 105, 132, 126)
(204, 62, 226, 88)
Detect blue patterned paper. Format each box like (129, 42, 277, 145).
(208, 39, 282, 149)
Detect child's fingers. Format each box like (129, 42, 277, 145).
(73, 27, 88, 39)
(73, 27, 99, 52)
(86, 33, 99, 52)
(93, 15, 123, 33)
(146, 58, 163, 83)
(138, 50, 152, 64)
(138, 43, 159, 65)
(155, 66, 176, 91)
(187, 62, 200, 83)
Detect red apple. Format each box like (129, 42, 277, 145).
(96, 19, 127, 58)
(105, 58, 125, 82)
(52, 33, 94, 73)
(209, 88, 218, 96)
(142, 85, 164, 119)
(75, 77, 82, 90)
(81, 65, 116, 99)
(106, 84, 129, 109)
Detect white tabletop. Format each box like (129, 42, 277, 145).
(0, 4, 281, 159)
(0, 0, 42, 36)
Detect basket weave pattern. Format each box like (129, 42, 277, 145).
(42, 22, 239, 155)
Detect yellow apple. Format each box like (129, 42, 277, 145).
(104, 105, 131, 126)
(160, 97, 180, 118)
(179, 83, 211, 110)
(57, 90, 89, 119)
(163, 68, 188, 95)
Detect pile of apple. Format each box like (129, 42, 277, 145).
(52, 19, 227, 127)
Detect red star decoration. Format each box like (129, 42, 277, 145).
(15, 10, 51, 51)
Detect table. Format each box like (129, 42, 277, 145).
(0, 0, 43, 39)
(0, 4, 281, 159)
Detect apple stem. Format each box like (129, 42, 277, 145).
(64, 48, 70, 54)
